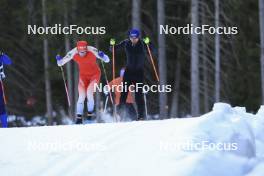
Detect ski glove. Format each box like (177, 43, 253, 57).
(143, 37, 150, 44)
(98, 51, 110, 63)
(110, 39, 116, 46)
(0, 52, 12, 65)
(98, 51, 105, 58)
(56, 55, 63, 61)
(56, 55, 63, 66)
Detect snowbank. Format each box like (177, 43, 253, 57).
(0, 103, 263, 176)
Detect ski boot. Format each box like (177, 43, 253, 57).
(84, 111, 96, 124)
(117, 104, 126, 122)
(137, 114, 145, 121)
(75, 114, 83, 124)
(137, 117, 144, 121)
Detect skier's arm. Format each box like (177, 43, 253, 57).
(88, 46, 110, 63)
(0, 53, 12, 80)
(109, 39, 127, 52)
(0, 64, 4, 80)
(57, 48, 78, 66)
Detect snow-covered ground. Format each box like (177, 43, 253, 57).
(0, 103, 264, 176)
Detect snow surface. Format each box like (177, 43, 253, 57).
(0, 103, 264, 176)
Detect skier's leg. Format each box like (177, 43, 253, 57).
(134, 70, 146, 120)
(0, 113, 8, 128)
(0, 85, 7, 127)
(86, 73, 100, 121)
(119, 71, 132, 119)
(86, 80, 97, 113)
(135, 87, 145, 120)
(126, 103, 137, 121)
(76, 78, 86, 123)
(120, 70, 132, 105)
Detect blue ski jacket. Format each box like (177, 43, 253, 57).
(0, 53, 12, 115)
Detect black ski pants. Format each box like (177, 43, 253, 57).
(120, 68, 146, 119)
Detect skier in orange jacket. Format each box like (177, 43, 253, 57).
(104, 67, 137, 121)
(56, 41, 110, 124)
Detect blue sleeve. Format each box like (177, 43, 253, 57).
(0, 54, 12, 65)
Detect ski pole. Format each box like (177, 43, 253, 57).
(143, 89, 148, 120)
(101, 61, 118, 122)
(112, 45, 115, 80)
(111, 45, 118, 122)
(100, 60, 114, 105)
(0, 79, 6, 104)
(104, 95, 109, 113)
(60, 66, 71, 107)
(146, 44, 160, 82)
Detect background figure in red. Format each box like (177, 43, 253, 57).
(105, 67, 137, 121)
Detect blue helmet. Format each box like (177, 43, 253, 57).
(129, 28, 140, 38)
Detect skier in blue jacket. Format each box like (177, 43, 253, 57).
(0, 52, 12, 128)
